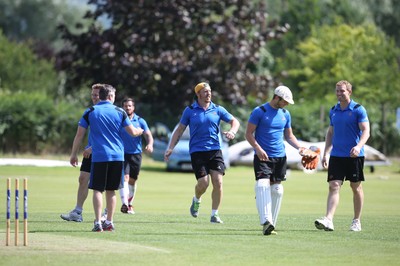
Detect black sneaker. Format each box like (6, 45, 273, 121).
(120, 204, 128, 213)
(263, 220, 275, 235)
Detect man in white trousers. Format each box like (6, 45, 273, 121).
(246, 86, 311, 235)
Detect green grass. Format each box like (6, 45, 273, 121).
(0, 157, 399, 266)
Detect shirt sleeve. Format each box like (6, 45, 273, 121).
(78, 108, 92, 129)
(122, 116, 132, 127)
(218, 105, 233, 122)
(248, 107, 261, 125)
(179, 107, 191, 126)
(284, 110, 291, 129)
(357, 106, 369, 123)
(140, 118, 150, 131)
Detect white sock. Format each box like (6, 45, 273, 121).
(211, 209, 218, 216)
(128, 183, 137, 205)
(255, 179, 272, 225)
(119, 181, 129, 205)
(271, 184, 284, 227)
(193, 196, 201, 202)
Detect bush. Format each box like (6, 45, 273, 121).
(0, 91, 83, 154)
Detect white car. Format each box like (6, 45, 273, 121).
(229, 140, 390, 172)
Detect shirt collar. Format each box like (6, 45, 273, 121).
(96, 100, 112, 106)
(333, 99, 357, 111)
(192, 101, 216, 109)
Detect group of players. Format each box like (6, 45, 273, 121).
(61, 80, 370, 235)
(61, 84, 152, 231)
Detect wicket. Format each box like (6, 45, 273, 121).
(6, 178, 28, 246)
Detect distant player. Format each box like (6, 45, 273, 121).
(60, 84, 100, 222)
(69, 84, 143, 232)
(119, 97, 153, 214)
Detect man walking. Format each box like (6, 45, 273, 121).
(315, 80, 370, 232)
(246, 85, 311, 235)
(119, 97, 154, 214)
(61, 84, 100, 222)
(70, 84, 143, 232)
(164, 82, 240, 223)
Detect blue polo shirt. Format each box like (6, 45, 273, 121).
(84, 130, 93, 150)
(78, 101, 132, 162)
(248, 103, 291, 157)
(120, 114, 149, 154)
(330, 100, 369, 157)
(180, 101, 233, 154)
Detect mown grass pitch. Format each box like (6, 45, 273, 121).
(0, 157, 399, 265)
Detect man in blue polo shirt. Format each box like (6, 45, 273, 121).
(61, 84, 100, 222)
(315, 80, 370, 232)
(246, 85, 311, 235)
(70, 84, 143, 232)
(119, 97, 154, 214)
(164, 82, 240, 223)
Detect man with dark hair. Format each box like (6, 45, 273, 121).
(246, 85, 311, 235)
(119, 97, 153, 214)
(70, 84, 143, 232)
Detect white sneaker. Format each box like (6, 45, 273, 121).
(100, 208, 108, 222)
(315, 217, 334, 231)
(350, 219, 362, 232)
(210, 214, 223, 224)
(127, 205, 135, 214)
(60, 210, 83, 222)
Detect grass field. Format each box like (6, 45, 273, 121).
(0, 157, 399, 266)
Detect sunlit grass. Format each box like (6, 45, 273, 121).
(0, 158, 399, 265)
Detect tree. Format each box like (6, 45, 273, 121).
(0, 30, 83, 154)
(0, 0, 92, 59)
(268, 0, 376, 59)
(277, 24, 400, 154)
(0, 30, 58, 96)
(57, 0, 288, 124)
(364, 0, 400, 46)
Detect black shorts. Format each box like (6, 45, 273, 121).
(190, 150, 225, 180)
(80, 155, 92, 172)
(327, 156, 365, 182)
(253, 155, 287, 182)
(124, 153, 142, 180)
(89, 161, 124, 192)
